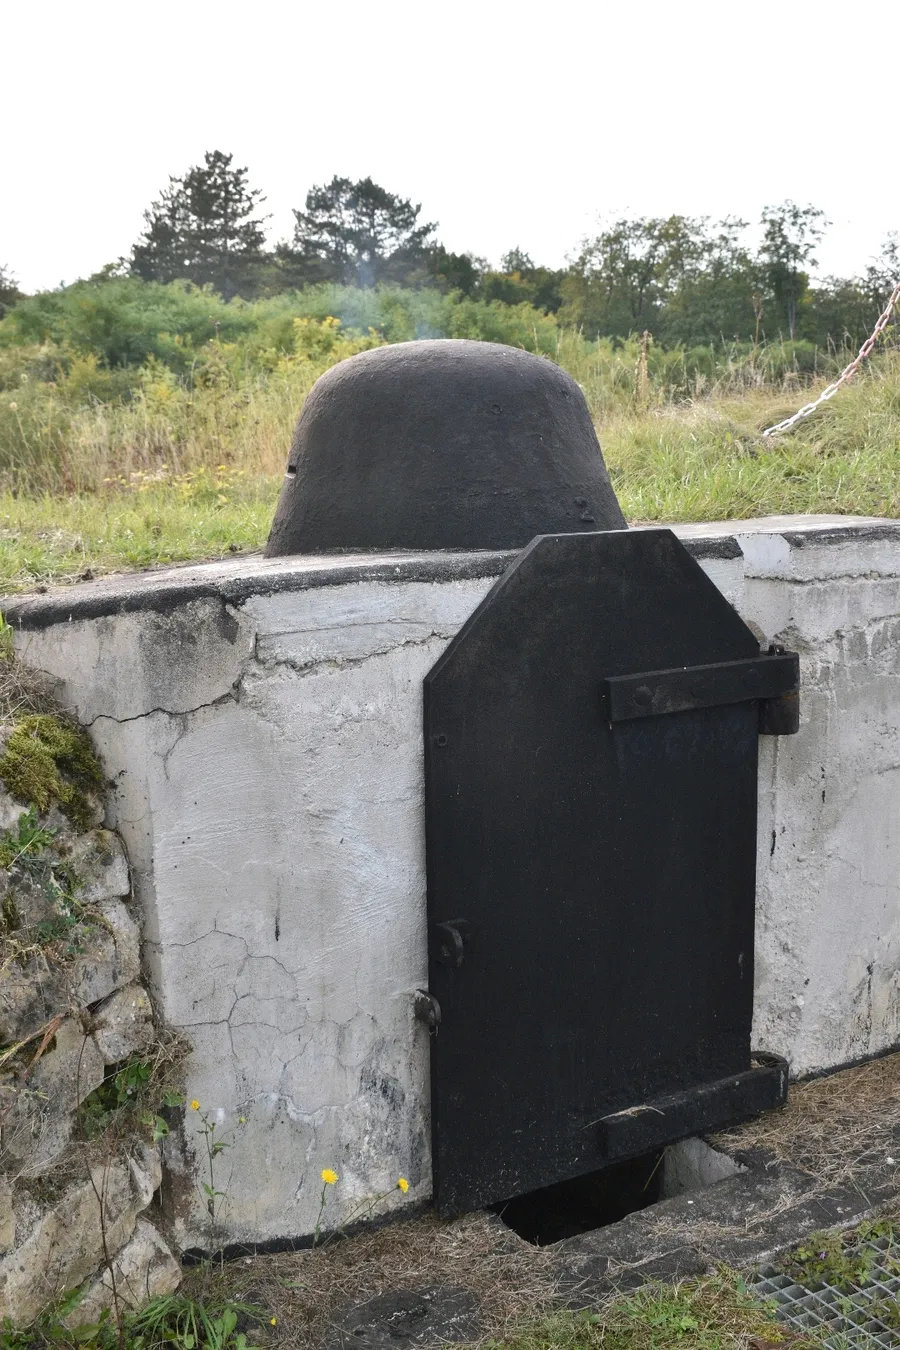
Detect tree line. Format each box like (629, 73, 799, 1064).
(3, 150, 898, 349)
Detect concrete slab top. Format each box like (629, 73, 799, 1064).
(4, 515, 899, 631)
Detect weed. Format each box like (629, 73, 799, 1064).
(0, 806, 55, 869)
(191, 1103, 234, 1239)
(868, 1293, 900, 1331)
(0, 613, 14, 660)
(311, 1168, 336, 1246)
(1, 889, 17, 932)
(0, 810, 98, 976)
(777, 1225, 900, 1292)
(0, 1290, 267, 1349)
(123, 1294, 266, 1349)
(309, 1167, 412, 1248)
(78, 1051, 186, 1146)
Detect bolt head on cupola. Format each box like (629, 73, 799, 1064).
(264, 338, 627, 556)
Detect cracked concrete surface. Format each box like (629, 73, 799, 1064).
(12, 578, 488, 1246)
(7, 519, 900, 1247)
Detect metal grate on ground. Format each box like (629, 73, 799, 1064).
(748, 1235, 900, 1347)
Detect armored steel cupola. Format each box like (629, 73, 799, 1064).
(264, 338, 627, 556)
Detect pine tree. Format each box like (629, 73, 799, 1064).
(131, 151, 269, 299)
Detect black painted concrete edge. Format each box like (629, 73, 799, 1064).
(5, 519, 898, 633)
(181, 1197, 435, 1264)
(672, 535, 742, 562)
(552, 1143, 899, 1307)
(0, 536, 733, 632)
(780, 523, 900, 549)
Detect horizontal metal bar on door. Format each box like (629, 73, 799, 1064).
(601, 652, 799, 723)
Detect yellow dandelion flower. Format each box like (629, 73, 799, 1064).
(269, 1317, 277, 1326)
(321, 1168, 338, 1185)
(397, 1177, 409, 1193)
(190, 1100, 200, 1111)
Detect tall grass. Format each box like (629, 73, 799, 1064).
(0, 330, 858, 497)
(0, 278, 897, 592)
(0, 280, 860, 496)
(0, 321, 365, 493)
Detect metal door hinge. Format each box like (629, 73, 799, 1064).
(431, 919, 471, 968)
(413, 990, 441, 1031)
(757, 645, 800, 734)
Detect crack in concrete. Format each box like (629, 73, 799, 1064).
(250, 629, 456, 678)
(260, 615, 460, 636)
(744, 569, 900, 586)
(85, 689, 237, 728)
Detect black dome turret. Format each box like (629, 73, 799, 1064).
(265, 339, 627, 556)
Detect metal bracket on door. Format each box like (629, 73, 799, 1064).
(596, 1052, 789, 1159)
(600, 647, 799, 734)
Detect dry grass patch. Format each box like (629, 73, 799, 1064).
(714, 1051, 900, 1186)
(186, 1210, 558, 1349)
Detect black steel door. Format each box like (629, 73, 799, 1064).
(424, 529, 791, 1215)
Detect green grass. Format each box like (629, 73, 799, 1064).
(478, 1272, 812, 1348)
(0, 1291, 267, 1350)
(0, 473, 278, 593)
(482, 1220, 900, 1349)
(604, 387, 900, 523)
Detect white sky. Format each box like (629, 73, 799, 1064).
(4, 0, 898, 293)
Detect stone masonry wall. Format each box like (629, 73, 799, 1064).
(0, 713, 181, 1326)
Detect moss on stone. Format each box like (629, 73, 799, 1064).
(0, 714, 103, 831)
(1, 891, 18, 933)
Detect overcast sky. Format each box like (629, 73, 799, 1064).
(4, 0, 897, 293)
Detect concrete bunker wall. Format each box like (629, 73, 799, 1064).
(5, 516, 900, 1247)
